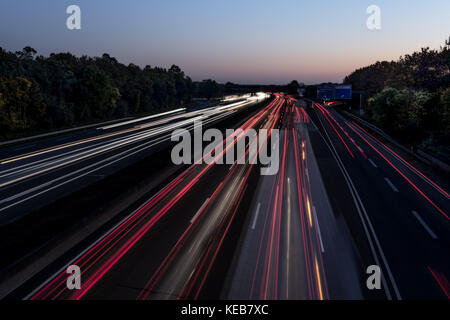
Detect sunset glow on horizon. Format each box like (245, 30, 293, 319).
(1, 0, 449, 84)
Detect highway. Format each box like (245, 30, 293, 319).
(1, 95, 448, 300)
(0, 94, 268, 225)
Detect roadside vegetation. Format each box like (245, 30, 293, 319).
(344, 38, 450, 160)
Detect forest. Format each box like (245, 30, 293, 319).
(0, 47, 226, 140)
(344, 38, 450, 159)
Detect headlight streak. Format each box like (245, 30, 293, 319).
(30, 96, 278, 300)
(29, 96, 332, 301)
(250, 102, 328, 300)
(139, 98, 283, 300)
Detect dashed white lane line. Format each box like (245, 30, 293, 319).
(313, 206, 325, 253)
(412, 210, 438, 239)
(190, 197, 210, 223)
(251, 202, 261, 230)
(368, 158, 378, 168)
(384, 177, 399, 192)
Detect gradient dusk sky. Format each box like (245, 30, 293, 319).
(1, 0, 449, 84)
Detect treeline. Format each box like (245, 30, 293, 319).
(344, 38, 450, 159)
(0, 47, 229, 140)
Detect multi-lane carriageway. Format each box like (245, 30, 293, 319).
(0, 94, 449, 300)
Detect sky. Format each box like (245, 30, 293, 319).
(0, 0, 449, 84)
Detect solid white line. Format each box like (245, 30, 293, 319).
(313, 206, 325, 253)
(190, 198, 210, 223)
(411, 211, 438, 239)
(251, 203, 261, 230)
(368, 158, 378, 168)
(384, 177, 399, 192)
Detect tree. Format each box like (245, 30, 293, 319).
(0, 76, 46, 132)
(368, 87, 430, 140)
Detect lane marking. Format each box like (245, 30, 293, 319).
(251, 202, 261, 230)
(411, 211, 438, 239)
(190, 198, 210, 223)
(384, 177, 399, 192)
(313, 206, 325, 253)
(311, 109, 400, 300)
(368, 158, 378, 168)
